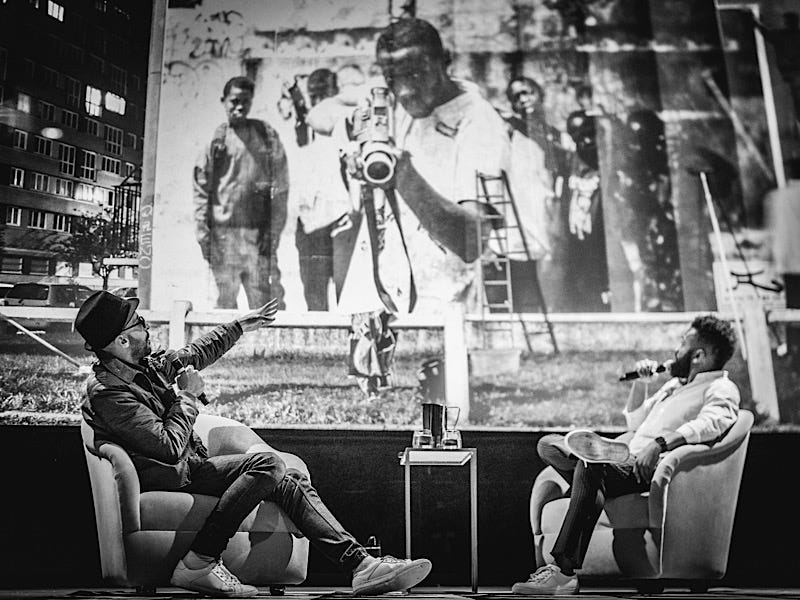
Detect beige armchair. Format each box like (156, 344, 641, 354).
(80, 413, 309, 593)
(530, 410, 753, 593)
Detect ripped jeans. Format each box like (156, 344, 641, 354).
(183, 451, 368, 571)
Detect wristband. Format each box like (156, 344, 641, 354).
(654, 436, 668, 452)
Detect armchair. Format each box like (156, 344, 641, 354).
(80, 413, 309, 592)
(530, 410, 753, 592)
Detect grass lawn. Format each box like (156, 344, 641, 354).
(0, 324, 795, 428)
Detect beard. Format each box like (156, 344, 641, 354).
(669, 351, 693, 379)
(129, 334, 151, 362)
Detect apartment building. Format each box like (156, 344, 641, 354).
(0, 0, 149, 289)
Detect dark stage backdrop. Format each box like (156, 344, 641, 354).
(0, 425, 797, 589)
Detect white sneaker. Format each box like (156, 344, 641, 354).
(564, 429, 630, 464)
(511, 564, 579, 595)
(170, 557, 258, 598)
(352, 555, 433, 595)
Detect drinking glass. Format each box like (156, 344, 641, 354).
(412, 429, 434, 448)
(442, 429, 462, 449)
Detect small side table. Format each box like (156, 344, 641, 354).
(399, 447, 478, 592)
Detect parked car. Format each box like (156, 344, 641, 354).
(0, 282, 96, 331)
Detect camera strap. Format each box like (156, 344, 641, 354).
(361, 186, 417, 313)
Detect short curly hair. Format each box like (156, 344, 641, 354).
(691, 315, 737, 368)
(222, 76, 255, 98)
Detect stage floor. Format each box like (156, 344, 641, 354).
(1, 587, 798, 599)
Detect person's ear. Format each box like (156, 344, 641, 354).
(691, 347, 707, 366)
(117, 334, 130, 349)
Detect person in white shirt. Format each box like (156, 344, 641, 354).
(337, 17, 511, 315)
(513, 314, 740, 595)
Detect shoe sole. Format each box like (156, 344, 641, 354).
(511, 581, 579, 595)
(564, 429, 630, 464)
(170, 575, 258, 598)
(353, 560, 433, 595)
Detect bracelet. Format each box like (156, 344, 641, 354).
(654, 436, 668, 452)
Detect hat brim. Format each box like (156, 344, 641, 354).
(83, 296, 141, 351)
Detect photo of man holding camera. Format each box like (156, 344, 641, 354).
(337, 17, 511, 316)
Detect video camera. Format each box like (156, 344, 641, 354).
(351, 87, 396, 186)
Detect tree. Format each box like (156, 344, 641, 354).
(47, 209, 136, 290)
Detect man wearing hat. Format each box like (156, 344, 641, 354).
(76, 291, 432, 598)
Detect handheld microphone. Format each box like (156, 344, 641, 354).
(619, 362, 669, 382)
(170, 357, 208, 405)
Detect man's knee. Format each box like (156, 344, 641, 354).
(249, 451, 287, 487)
(283, 467, 311, 488)
(538, 433, 567, 463)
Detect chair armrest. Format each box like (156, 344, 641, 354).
(196, 414, 311, 480)
(530, 466, 570, 535)
(96, 441, 142, 532)
(648, 411, 753, 534)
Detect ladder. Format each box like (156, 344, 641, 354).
(474, 171, 559, 355)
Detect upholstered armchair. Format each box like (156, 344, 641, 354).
(80, 413, 309, 593)
(530, 410, 753, 593)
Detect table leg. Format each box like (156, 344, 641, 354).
(405, 460, 411, 560)
(470, 452, 478, 592)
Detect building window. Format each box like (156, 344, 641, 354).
(54, 178, 73, 197)
(90, 26, 106, 55)
(65, 76, 81, 108)
(126, 132, 137, 150)
(60, 109, 79, 129)
(75, 182, 95, 202)
(88, 54, 104, 75)
(35, 136, 52, 156)
(85, 85, 102, 116)
(125, 162, 136, 177)
(10, 168, 24, 188)
(41, 66, 60, 89)
(29, 209, 47, 228)
(85, 118, 101, 137)
(130, 74, 141, 92)
(24, 58, 35, 80)
(13, 129, 28, 150)
(17, 92, 31, 113)
(65, 44, 82, 64)
(105, 125, 122, 155)
(101, 155, 121, 175)
(0, 47, 7, 79)
(6, 206, 22, 226)
(1, 256, 23, 274)
(33, 173, 49, 192)
(104, 92, 126, 115)
(47, 1, 64, 21)
(38, 101, 56, 121)
(53, 213, 72, 232)
(80, 150, 96, 180)
(110, 65, 126, 94)
(29, 257, 50, 275)
(59, 143, 76, 175)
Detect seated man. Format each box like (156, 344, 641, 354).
(75, 291, 431, 598)
(512, 315, 740, 595)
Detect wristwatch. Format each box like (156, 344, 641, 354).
(654, 436, 668, 452)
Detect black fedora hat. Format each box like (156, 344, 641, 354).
(75, 290, 140, 351)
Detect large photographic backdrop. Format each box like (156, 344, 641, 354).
(143, 0, 782, 315)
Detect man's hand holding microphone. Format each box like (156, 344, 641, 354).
(172, 298, 280, 405)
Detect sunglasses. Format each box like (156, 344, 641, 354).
(120, 314, 146, 333)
